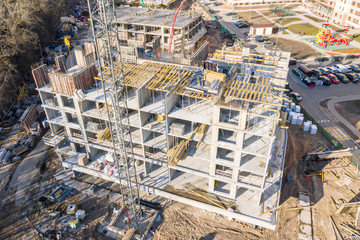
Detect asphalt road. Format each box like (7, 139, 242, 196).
(287, 58, 360, 156)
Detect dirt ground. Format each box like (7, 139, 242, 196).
(237, 11, 273, 25)
(320, 99, 360, 142)
(334, 100, 360, 131)
(269, 37, 321, 59)
(0, 120, 359, 239)
(152, 124, 360, 239)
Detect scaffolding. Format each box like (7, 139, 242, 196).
(87, 0, 141, 224)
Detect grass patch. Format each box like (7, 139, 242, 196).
(279, 17, 301, 26)
(304, 14, 325, 23)
(351, 34, 360, 43)
(287, 23, 319, 35)
(283, 30, 290, 35)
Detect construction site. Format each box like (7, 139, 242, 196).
(0, 0, 360, 240)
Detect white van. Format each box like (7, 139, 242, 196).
(333, 64, 351, 73)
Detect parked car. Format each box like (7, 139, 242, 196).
(319, 76, 331, 86)
(318, 67, 329, 75)
(345, 54, 359, 59)
(314, 57, 330, 62)
(292, 69, 315, 88)
(345, 73, 359, 83)
(289, 59, 297, 65)
(327, 74, 340, 84)
(326, 67, 338, 73)
(333, 64, 351, 73)
(213, 2, 219, 6)
(230, 16, 238, 20)
(349, 65, 360, 72)
(292, 92, 302, 101)
(253, 55, 264, 63)
(234, 20, 244, 25)
(237, 23, 248, 28)
(254, 35, 267, 42)
(200, 1, 205, 4)
(331, 55, 344, 61)
(263, 42, 273, 47)
(312, 69, 322, 77)
(334, 73, 350, 84)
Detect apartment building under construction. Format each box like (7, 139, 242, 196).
(33, 46, 290, 229)
(89, 7, 209, 66)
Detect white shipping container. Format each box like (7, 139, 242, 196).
(295, 105, 301, 113)
(290, 103, 296, 110)
(288, 111, 294, 121)
(297, 116, 304, 125)
(310, 124, 318, 134)
(291, 115, 298, 124)
(303, 122, 311, 131)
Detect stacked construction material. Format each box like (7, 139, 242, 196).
(303, 121, 311, 131)
(96, 128, 111, 142)
(169, 122, 185, 135)
(32, 64, 50, 88)
(310, 124, 318, 134)
(48, 64, 97, 96)
(19, 104, 38, 134)
(284, 99, 304, 126)
(87, 121, 101, 132)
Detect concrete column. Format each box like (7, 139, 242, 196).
(230, 184, 237, 199)
(212, 105, 220, 124)
(145, 162, 151, 175)
(168, 168, 176, 180)
(234, 150, 242, 168)
(208, 176, 215, 192)
(238, 110, 247, 131)
(73, 97, 90, 157)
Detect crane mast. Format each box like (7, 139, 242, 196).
(86, 0, 141, 224)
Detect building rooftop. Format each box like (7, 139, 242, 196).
(115, 7, 202, 28)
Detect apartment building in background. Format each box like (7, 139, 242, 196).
(305, 0, 360, 30)
(224, 0, 300, 7)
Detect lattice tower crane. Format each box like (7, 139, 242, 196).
(86, 0, 141, 224)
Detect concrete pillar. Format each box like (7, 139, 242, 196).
(230, 184, 237, 199)
(212, 105, 220, 124)
(208, 176, 215, 192)
(145, 162, 151, 175)
(73, 97, 90, 157)
(168, 168, 176, 180)
(234, 151, 242, 168)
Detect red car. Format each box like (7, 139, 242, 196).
(327, 74, 340, 84)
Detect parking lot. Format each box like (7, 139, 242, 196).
(288, 57, 360, 153)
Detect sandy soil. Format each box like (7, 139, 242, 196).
(152, 124, 360, 239)
(269, 37, 321, 59)
(320, 99, 360, 142)
(0, 122, 358, 239)
(237, 11, 273, 25)
(334, 100, 360, 131)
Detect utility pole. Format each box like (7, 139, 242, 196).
(86, 0, 141, 224)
